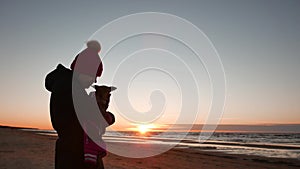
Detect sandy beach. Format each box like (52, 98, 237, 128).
(0, 126, 299, 169)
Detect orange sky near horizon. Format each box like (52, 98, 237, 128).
(1, 114, 300, 131)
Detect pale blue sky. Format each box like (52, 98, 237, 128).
(0, 0, 299, 129)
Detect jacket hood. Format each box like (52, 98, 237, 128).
(45, 64, 73, 92)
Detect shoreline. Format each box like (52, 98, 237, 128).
(0, 126, 299, 169)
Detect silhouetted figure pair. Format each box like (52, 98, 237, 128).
(45, 41, 115, 169)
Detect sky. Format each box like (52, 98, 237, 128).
(0, 0, 299, 130)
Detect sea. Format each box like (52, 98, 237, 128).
(29, 124, 300, 159)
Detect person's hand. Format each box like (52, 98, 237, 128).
(104, 111, 115, 125)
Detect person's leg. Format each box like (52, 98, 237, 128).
(96, 157, 105, 169)
(84, 163, 96, 169)
(55, 139, 59, 169)
(83, 160, 103, 169)
(56, 139, 84, 169)
(57, 151, 83, 169)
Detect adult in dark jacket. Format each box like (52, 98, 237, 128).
(45, 41, 103, 169)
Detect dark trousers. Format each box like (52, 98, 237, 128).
(55, 139, 84, 169)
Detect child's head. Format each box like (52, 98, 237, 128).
(93, 85, 117, 125)
(94, 85, 117, 112)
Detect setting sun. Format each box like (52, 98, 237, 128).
(137, 124, 156, 135)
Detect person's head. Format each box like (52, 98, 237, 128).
(77, 73, 95, 88)
(94, 85, 117, 112)
(70, 40, 103, 88)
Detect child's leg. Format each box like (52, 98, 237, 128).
(84, 163, 96, 169)
(96, 157, 105, 169)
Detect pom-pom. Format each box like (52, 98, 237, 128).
(86, 40, 101, 52)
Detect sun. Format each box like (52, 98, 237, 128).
(137, 124, 155, 135)
(138, 125, 148, 134)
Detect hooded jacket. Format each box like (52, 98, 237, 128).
(46, 64, 107, 169)
(45, 64, 85, 151)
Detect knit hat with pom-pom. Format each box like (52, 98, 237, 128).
(70, 40, 103, 77)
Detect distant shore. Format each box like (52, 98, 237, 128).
(0, 126, 299, 169)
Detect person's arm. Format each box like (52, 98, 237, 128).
(104, 111, 115, 126)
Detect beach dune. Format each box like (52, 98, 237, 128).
(0, 127, 299, 169)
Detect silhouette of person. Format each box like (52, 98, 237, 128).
(84, 85, 116, 169)
(45, 40, 103, 169)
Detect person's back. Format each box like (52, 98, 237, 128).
(45, 64, 85, 169)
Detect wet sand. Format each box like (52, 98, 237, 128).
(0, 126, 299, 169)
